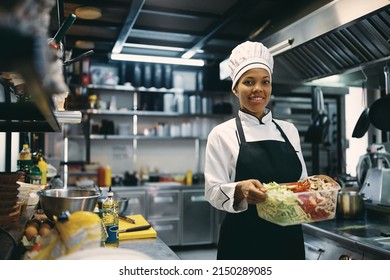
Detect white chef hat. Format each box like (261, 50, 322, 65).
(228, 41, 274, 90)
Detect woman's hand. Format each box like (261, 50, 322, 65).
(234, 179, 268, 205)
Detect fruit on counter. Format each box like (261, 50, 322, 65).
(24, 223, 39, 241)
(38, 220, 54, 238)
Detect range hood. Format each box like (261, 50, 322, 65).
(258, 0, 390, 87)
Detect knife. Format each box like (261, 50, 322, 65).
(119, 215, 136, 224)
(117, 224, 151, 234)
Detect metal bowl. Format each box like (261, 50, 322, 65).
(117, 197, 129, 215)
(38, 189, 100, 220)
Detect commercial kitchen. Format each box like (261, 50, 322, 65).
(1, 0, 390, 260)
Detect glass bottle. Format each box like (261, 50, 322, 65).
(102, 187, 119, 247)
(17, 144, 33, 183)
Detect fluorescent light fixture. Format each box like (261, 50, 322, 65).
(123, 43, 186, 52)
(268, 38, 294, 55)
(110, 53, 205, 67)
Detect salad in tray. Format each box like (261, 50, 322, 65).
(256, 175, 340, 226)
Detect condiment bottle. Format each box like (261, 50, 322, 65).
(30, 165, 42, 185)
(37, 158, 48, 185)
(17, 144, 33, 183)
(97, 166, 106, 187)
(104, 165, 112, 187)
(186, 169, 193, 186)
(102, 187, 119, 247)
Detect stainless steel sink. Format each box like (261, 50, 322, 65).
(340, 227, 385, 238)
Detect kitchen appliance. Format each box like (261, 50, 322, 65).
(357, 144, 390, 207)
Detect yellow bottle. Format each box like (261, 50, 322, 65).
(104, 165, 112, 187)
(37, 158, 48, 184)
(186, 169, 193, 186)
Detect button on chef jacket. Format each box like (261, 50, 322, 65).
(204, 109, 308, 213)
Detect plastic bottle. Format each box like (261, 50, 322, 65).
(186, 169, 193, 186)
(17, 144, 33, 183)
(97, 166, 106, 187)
(37, 158, 48, 184)
(102, 187, 119, 247)
(104, 166, 112, 187)
(30, 165, 42, 185)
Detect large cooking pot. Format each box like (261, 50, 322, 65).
(337, 189, 365, 219)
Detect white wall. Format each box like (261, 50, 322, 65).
(344, 87, 368, 176)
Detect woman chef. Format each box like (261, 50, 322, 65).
(204, 41, 308, 260)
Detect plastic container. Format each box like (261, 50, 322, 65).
(256, 184, 340, 226)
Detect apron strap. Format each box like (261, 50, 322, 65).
(235, 116, 246, 144)
(272, 119, 298, 153)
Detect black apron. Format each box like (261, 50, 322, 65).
(217, 116, 305, 260)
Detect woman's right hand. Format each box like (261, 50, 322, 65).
(234, 179, 268, 205)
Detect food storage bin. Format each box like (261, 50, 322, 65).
(256, 185, 340, 226)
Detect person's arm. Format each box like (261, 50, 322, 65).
(204, 126, 266, 212)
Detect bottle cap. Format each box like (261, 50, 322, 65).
(107, 186, 113, 197)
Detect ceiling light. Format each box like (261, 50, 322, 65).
(123, 43, 186, 52)
(110, 53, 205, 67)
(75, 40, 95, 49)
(268, 38, 294, 56)
(75, 6, 102, 20)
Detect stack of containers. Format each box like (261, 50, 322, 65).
(0, 172, 22, 226)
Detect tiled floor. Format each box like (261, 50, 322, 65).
(172, 245, 218, 260)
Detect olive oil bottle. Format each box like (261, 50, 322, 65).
(102, 187, 119, 247)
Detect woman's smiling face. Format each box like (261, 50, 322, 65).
(233, 68, 272, 119)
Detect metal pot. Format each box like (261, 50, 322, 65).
(337, 190, 365, 219)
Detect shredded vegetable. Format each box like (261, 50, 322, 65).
(256, 175, 340, 226)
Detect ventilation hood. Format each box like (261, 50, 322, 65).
(258, 0, 390, 88)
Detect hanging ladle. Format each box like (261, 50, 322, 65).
(352, 67, 370, 138)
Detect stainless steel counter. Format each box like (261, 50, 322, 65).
(119, 237, 180, 260)
(303, 211, 390, 259)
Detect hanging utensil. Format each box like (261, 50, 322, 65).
(305, 87, 330, 143)
(369, 65, 390, 131)
(63, 50, 94, 66)
(53, 13, 76, 43)
(352, 68, 370, 138)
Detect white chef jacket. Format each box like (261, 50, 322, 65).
(204, 109, 308, 213)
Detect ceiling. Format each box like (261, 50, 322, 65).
(51, 0, 390, 88)
(53, 0, 332, 62)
